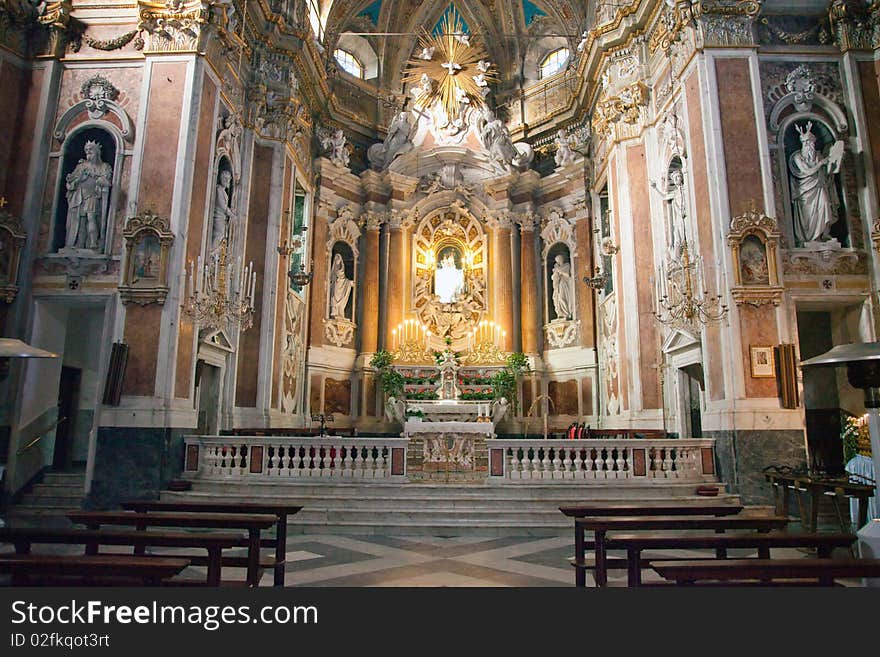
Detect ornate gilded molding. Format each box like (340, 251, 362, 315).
(118, 209, 174, 305)
(592, 82, 648, 136)
(0, 202, 26, 303)
(871, 217, 880, 255)
(828, 0, 880, 52)
(727, 205, 784, 306)
(137, 0, 212, 53)
(649, 0, 761, 53)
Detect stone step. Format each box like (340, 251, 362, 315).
(16, 495, 85, 508)
(42, 472, 86, 485)
(286, 519, 570, 537)
(28, 484, 85, 497)
(6, 506, 82, 517)
(164, 488, 738, 510)
(178, 479, 722, 499)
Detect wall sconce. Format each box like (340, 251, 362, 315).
(289, 260, 314, 289)
(584, 266, 607, 291)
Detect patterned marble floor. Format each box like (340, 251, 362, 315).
(0, 532, 862, 587)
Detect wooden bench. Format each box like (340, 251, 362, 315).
(68, 511, 276, 587)
(575, 515, 790, 587)
(652, 558, 880, 586)
(765, 472, 874, 532)
(121, 500, 303, 587)
(559, 503, 744, 587)
(0, 527, 245, 586)
(0, 554, 190, 586)
(598, 531, 856, 587)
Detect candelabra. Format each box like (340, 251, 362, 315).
(391, 318, 434, 364)
(182, 239, 257, 332)
(654, 239, 727, 329)
(462, 320, 507, 365)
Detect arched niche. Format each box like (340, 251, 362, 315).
(327, 240, 356, 321)
(779, 116, 848, 248)
(545, 242, 573, 323)
(52, 124, 122, 254)
(411, 205, 487, 345)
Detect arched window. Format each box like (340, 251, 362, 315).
(334, 48, 364, 78)
(540, 47, 569, 79)
(308, 0, 324, 41)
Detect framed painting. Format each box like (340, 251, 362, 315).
(750, 345, 775, 378)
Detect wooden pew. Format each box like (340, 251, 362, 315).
(652, 558, 880, 586)
(0, 527, 244, 586)
(575, 515, 790, 587)
(0, 554, 190, 586)
(68, 511, 276, 587)
(559, 502, 744, 587)
(601, 531, 856, 586)
(121, 500, 302, 587)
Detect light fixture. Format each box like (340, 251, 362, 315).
(0, 339, 57, 382)
(584, 266, 608, 291)
(801, 342, 880, 515)
(654, 239, 727, 329)
(289, 261, 314, 289)
(182, 239, 257, 332)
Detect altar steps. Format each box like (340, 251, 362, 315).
(162, 480, 741, 536)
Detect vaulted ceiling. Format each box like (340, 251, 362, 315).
(324, 0, 589, 92)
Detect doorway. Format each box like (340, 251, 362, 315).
(53, 366, 81, 470)
(196, 361, 221, 435)
(677, 365, 704, 438)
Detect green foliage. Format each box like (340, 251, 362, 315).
(370, 350, 395, 371)
(380, 369, 405, 399)
(490, 352, 531, 415)
(841, 412, 860, 464)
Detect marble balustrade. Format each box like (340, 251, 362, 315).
(487, 438, 718, 482)
(183, 435, 410, 480)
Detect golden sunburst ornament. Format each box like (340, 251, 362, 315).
(402, 8, 497, 125)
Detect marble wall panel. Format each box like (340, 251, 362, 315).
(324, 378, 351, 416)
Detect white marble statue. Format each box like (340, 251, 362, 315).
(419, 46, 435, 60)
(667, 168, 687, 253)
(321, 128, 350, 168)
(788, 121, 844, 246)
(367, 111, 414, 170)
(329, 252, 353, 318)
(411, 73, 433, 102)
(551, 253, 574, 320)
(211, 169, 235, 252)
(64, 140, 112, 251)
(476, 108, 534, 173)
(554, 128, 576, 168)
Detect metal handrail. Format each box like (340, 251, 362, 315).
(15, 417, 66, 456)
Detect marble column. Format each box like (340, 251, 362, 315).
(493, 213, 514, 351)
(575, 216, 596, 349)
(385, 212, 406, 346)
(360, 212, 383, 354)
(519, 212, 541, 354)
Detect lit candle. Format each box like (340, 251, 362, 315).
(392, 328, 397, 350)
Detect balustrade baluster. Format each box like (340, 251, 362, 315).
(508, 449, 520, 480)
(531, 448, 542, 480)
(375, 446, 387, 478)
(662, 447, 673, 476)
(342, 446, 353, 477)
(615, 446, 626, 478)
(603, 447, 614, 479)
(542, 448, 553, 480)
(561, 448, 572, 479)
(352, 446, 363, 478)
(573, 449, 584, 479)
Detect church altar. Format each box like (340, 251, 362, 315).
(404, 419, 494, 481)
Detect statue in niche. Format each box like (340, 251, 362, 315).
(367, 111, 414, 170)
(211, 168, 235, 252)
(667, 167, 687, 254)
(329, 252, 353, 319)
(434, 246, 465, 304)
(788, 121, 844, 247)
(551, 253, 574, 320)
(64, 140, 112, 252)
